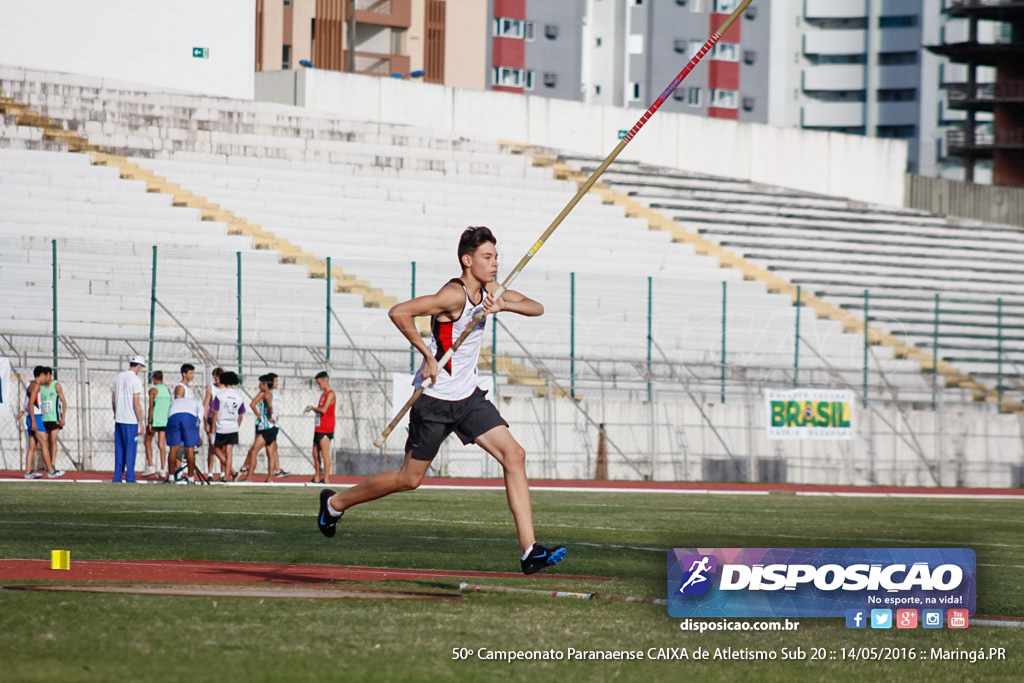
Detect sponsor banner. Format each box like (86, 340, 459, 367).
(765, 389, 854, 440)
(667, 548, 975, 618)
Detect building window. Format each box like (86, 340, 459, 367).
(711, 42, 739, 61)
(878, 51, 918, 65)
(877, 125, 916, 138)
(879, 15, 918, 28)
(711, 88, 738, 108)
(525, 21, 535, 41)
(282, 45, 291, 70)
(545, 24, 559, 39)
(689, 39, 705, 58)
(688, 86, 702, 106)
(877, 88, 917, 101)
(594, 85, 601, 95)
(596, 37, 603, 47)
(494, 18, 525, 39)
(631, 82, 641, 100)
(742, 96, 755, 111)
(493, 67, 531, 88)
(543, 72, 557, 88)
(284, 0, 291, 5)
(714, 0, 737, 12)
(743, 50, 756, 65)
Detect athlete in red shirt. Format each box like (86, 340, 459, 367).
(304, 371, 335, 484)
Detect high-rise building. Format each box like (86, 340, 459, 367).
(929, 0, 1024, 187)
(482, 0, 954, 178)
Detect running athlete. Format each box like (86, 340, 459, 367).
(316, 226, 566, 574)
(144, 371, 171, 477)
(304, 372, 335, 484)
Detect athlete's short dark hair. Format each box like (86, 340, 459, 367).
(221, 371, 239, 386)
(314, 371, 329, 381)
(212, 367, 223, 379)
(33, 366, 47, 378)
(458, 226, 496, 265)
(152, 371, 164, 381)
(181, 363, 195, 375)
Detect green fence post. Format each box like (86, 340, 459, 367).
(793, 284, 801, 388)
(51, 239, 58, 379)
(236, 251, 242, 376)
(932, 292, 940, 408)
(863, 289, 869, 408)
(997, 297, 1003, 411)
(721, 280, 727, 404)
(647, 276, 653, 402)
(326, 256, 332, 362)
(149, 245, 157, 382)
(570, 271, 576, 399)
(410, 261, 416, 374)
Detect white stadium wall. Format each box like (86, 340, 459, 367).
(0, 0, 255, 100)
(256, 69, 908, 207)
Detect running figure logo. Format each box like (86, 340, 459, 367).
(677, 554, 718, 595)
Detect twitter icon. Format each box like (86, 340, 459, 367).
(871, 609, 892, 629)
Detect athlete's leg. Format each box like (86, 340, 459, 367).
(474, 426, 535, 553)
(320, 437, 332, 484)
(328, 451, 431, 512)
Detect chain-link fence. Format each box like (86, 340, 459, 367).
(1, 331, 1022, 488)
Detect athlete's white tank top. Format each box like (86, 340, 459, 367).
(174, 382, 193, 400)
(417, 279, 486, 401)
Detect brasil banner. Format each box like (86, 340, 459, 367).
(765, 389, 854, 440)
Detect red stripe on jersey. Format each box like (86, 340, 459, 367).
(432, 317, 454, 375)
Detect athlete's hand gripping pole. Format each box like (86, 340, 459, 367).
(374, 0, 754, 448)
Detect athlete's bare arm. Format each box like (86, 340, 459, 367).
(483, 282, 543, 317)
(388, 282, 467, 385)
(55, 382, 67, 427)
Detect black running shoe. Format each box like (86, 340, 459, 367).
(317, 489, 341, 538)
(521, 543, 566, 575)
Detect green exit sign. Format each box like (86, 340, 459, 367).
(192, 47, 209, 59)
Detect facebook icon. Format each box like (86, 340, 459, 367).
(846, 609, 867, 629)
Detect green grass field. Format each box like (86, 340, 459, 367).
(1, 483, 1022, 682)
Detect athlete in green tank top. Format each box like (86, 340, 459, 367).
(151, 384, 172, 428)
(144, 372, 171, 478)
(39, 382, 59, 423)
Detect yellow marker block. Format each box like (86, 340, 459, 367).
(50, 550, 70, 570)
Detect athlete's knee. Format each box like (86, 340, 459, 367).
(395, 468, 424, 491)
(502, 444, 527, 471)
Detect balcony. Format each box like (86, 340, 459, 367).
(345, 51, 410, 76)
(947, 79, 1024, 108)
(802, 65, 866, 91)
(947, 126, 1024, 154)
(803, 29, 866, 55)
(804, 0, 866, 19)
(946, 1, 1024, 22)
(354, 0, 411, 28)
(802, 101, 865, 127)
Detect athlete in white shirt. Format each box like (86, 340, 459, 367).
(316, 227, 567, 575)
(111, 356, 146, 483)
(211, 371, 245, 482)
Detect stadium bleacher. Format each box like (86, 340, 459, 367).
(3, 64, 1019, 486)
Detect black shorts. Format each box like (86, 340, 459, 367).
(257, 427, 279, 444)
(405, 388, 508, 462)
(314, 431, 333, 445)
(150, 425, 166, 433)
(214, 432, 239, 447)
(43, 421, 60, 432)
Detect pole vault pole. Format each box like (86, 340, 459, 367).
(374, 0, 754, 447)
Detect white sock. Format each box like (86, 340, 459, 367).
(521, 544, 535, 561)
(326, 499, 342, 517)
